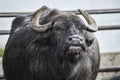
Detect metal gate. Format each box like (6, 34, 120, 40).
(0, 8, 120, 80)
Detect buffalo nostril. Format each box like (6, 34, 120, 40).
(68, 37, 72, 41)
(79, 38, 83, 42)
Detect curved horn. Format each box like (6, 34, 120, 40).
(78, 9, 98, 32)
(31, 6, 51, 32)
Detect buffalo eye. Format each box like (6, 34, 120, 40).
(85, 38, 94, 47)
(54, 26, 61, 31)
(78, 25, 86, 30)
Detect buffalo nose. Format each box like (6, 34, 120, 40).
(68, 35, 83, 45)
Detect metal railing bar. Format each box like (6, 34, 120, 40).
(0, 12, 32, 17)
(98, 25, 120, 30)
(0, 25, 120, 35)
(0, 75, 5, 79)
(0, 8, 120, 17)
(0, 30, 10, 35)
(64, 8, 120, 15)
(99, 67, 120, 72)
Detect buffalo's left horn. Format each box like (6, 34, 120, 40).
(78, 9, 98, 32)
(31, 6, 51, 32)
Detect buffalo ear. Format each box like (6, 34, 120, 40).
(85, 31, 94, 47)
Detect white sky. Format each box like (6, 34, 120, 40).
(0, 0, 120, 11)
(0, 0, 120, 53)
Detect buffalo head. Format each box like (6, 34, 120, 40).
(29, 6, 99, 61)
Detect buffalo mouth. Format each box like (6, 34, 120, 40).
(65, 45, 85, 56)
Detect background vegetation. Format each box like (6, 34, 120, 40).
(0, 48, 4, 57)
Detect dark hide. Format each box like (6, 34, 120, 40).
(3, 6, 100, 80)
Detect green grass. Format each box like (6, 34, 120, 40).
(0, 48, 4, 57)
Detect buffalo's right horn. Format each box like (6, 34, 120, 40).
(78, 9, 98, 32)
(31, 6, 51, 32)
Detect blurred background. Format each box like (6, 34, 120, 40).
(0, 0, 120, 54)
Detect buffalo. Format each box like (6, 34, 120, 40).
(3, 6, 100, 80)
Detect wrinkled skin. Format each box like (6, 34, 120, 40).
(3, 7, 100, 80)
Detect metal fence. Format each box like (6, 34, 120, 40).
(0, 8, 120, 79)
